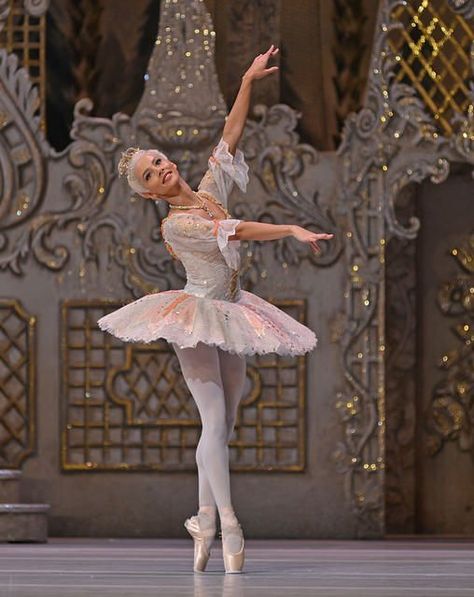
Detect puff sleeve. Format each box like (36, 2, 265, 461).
(197, 137, 249, 209)
(211, 218, 242, 270)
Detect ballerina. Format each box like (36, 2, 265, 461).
(98, 43, 334, 574)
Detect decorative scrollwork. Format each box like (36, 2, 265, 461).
(447, 0, 474, 19)
(23, 0, 49, 17)
(334, 0, 473, 536)
(242, 103, 343, 276)
(2, 0, 343, 298)
(0, 135, 108, 275)
(425, 232, 474, 455)
(0, 49, 47, 273)
(0, 1, 216, 294)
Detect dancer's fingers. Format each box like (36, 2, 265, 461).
(313, 233, 334, 240)
(266, 44, 274, 55)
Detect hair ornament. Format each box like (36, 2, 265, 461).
(118, 147, 142, 178)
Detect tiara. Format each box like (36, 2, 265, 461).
(118, 147, 141, 177)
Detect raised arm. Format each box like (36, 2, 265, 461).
(222, 44, 279, 156)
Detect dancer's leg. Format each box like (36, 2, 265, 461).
(217, 347, 247, 443)
(215, 348, 247, 538)
(172, 342, 247, 560)
(171, 341, 233, 512)
(195, 350, 247, 508)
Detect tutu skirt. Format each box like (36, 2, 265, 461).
(97, 289, 317, 357)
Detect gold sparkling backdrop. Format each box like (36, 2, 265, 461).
(0, 0, 46, 129)
(61, 300, 307, 472)
(388, 0, 474, 135)
(139, 0, 226, 124)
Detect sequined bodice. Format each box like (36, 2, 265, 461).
(161, 214, 241, 302)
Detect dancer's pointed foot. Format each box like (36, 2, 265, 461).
(184, 511, 217, 572)
(220, 521, 245, 573)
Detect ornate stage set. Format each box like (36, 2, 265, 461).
(0, 0, 472, 542)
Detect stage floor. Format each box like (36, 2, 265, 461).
(0, 538, 473, 596)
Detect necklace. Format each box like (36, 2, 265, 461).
(169, 191, 228, 219)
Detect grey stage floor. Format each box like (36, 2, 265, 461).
(0, 538, 473, 597)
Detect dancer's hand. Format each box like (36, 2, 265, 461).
(291, 225, 334, 255)
(243, 44, 279, 82)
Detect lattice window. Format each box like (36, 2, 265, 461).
(0, 299, 36, 468)
(61, 300, 308, 472)
(388, 0, 473, 135)
(0, 0, 46, 129)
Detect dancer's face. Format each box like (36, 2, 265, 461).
(134, 151, 180, 199)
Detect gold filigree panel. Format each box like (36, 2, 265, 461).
(0, 298, 36, 467)
(388, 0, 473, 135)
(61, 299, 307, 472)
(0, 0, 46, 128)
(425, 231, 474, 455)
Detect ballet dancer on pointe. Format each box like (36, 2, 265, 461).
(98, 44, 334, 573)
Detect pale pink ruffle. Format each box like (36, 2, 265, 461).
(97, 289, 317, 357)
(208, 137, 249, 201)
(212, 218, 242, 269)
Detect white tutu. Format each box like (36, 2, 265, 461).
(97, 288, 317, 357)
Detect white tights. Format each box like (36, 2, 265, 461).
(171, 341, 247, 522)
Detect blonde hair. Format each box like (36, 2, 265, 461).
(118, 147, 169, 194)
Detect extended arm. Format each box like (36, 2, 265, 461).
(222, 44, 279, 156)
(229, 221, 334, 255)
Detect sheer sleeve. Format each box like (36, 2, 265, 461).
(197, 137, 249, 209)
(211, 218, 242, 269)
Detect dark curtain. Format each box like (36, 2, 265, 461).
(46, 0, 160, 149)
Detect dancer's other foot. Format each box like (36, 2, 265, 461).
(184, 507, 217, 572)
(220, 507, 245, 574)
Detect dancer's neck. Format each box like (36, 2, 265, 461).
(166, 185, 198, 208)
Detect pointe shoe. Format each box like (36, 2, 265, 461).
(184, 514, 216, 572)
(220, 521, 245, 574)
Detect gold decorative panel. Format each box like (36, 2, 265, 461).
(425, 231, 474, 455)
(0, 0, 46, 128)
(0, 299, 36, 468)
(61, 300, 307, 472)
(388, 0, 473, 135)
